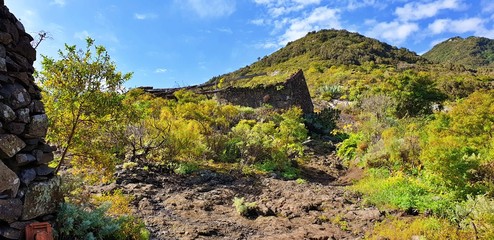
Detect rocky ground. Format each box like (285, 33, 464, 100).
(100, 141, 384, 240)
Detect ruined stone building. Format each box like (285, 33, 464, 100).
(0, 2, 61, 239)
(143, 69, 314, 114)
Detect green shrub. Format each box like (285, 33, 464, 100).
(337, 133, 363, 163)
(232, 107, 307, 170)
(174, 162, 199, 175)
(295, 178, 307, 184)
(453, 195, 494, 239)
(56, 203, 150, 240)
(371, 216, 474, 240)
(281, 166, 299, 180)
(233, 197, 257, 217)
(351, 168, 455, 216)
(304, 107, 340, 135)
(318, 84, 343, 100)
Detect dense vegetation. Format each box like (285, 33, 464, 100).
(38, 38, 316, 239)
(208, 30, 494, 239)
(37, 30, 494, 239)
(423, 36, 494, 69)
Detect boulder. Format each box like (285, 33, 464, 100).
(25, 114, 48, 138)
(30, 100, 45, 113)
(0, 198, 22, 223)
(15, 108, 30, 123)
(9, 72, 33, 89)
(19, 168, 36, 185)
(0, 32, 12, 45)
(14, 40, 36, 64)
(35, 165, 54, 176)
(0, 226, 20, 239)
(9, 220, 37, 230)
(38, 152, 54, 164)
(0, 134, 26, 158)
(6, 122, 25, 134)
(0, 57, 6, 72)
(9, 85, 31, 109)
(21, 176, 62, 220)
(15, 153, 36, 166)
(0, 161, 20, 198)
(0, 102, 15, 122)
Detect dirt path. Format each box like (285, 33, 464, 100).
(108, 142, 382, 240)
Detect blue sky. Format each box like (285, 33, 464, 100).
(4, 0, 494, 88)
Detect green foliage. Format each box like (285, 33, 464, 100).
(281, 166, 300, 179)
(331, 214, 349, 231)
(352, 168, 455, 216)
(39, 38, 132, 181)
(174, 162, 199, 175)
(371, 216, 474, 240)
(304, 107, 340, 135)
(295, 178, 307, 184)
(233, 197, 257, 217)
(348, 89, 494, 236)
(56, 203, 149, 240)
(423, 36, 494, 69)
(380, 71, 447, 118)
(453, 195, 494, 239)
(336, 133, 363, 163)
(117, 90, 308, 177)
(420, 90, 494, 197)
(317, 84, 343, 100)
(173, 89, 207, 103)
(231, 107, 307, 171)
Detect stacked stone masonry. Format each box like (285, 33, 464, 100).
(215, 70, 314, 114)
(0, 2, 61, 239)
(143, 70, 314, 115)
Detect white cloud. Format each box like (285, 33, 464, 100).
(74, 30, 90, 40)
(395, 0, 463, 21)
(250, 19, 268, 26)
(366, 21, 419, 44)
(185, 0, 236, 18)
(217, 28, 233, 34)
(50, 0, 65, 7)
(255, 41, 279, 49)
(481, 0, 494, 13)
(278, 6, 341, 46)
(346, 0, 384, 10)
(253, 0, 321, 17)
(155, 68, 168, 73)
(134, 13, 158, 20)
(428, 18, 484, 34)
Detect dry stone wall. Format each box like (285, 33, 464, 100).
(0, 2, 61, 239)
(215, 70, 314, 114)
(143, 70, 314, 114)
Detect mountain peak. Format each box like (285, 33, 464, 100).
(211, 29, 427, 86)
(423, 36, 494, 69)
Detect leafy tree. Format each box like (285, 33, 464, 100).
(420, 90, 494, 195)
(39, 38, 132, 175)
(383, 71, 447, 118)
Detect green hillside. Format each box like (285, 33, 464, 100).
(210, 29, 426, 86)
(210, 29, 491, 104)
(423, 36, 494, 68)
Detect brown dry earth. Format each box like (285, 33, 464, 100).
(106, 141, 383, 240)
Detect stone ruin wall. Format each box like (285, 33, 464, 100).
(0, 2, 61, 239)
(144, 70, 314, 114)
(215, 70, 314, 114)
